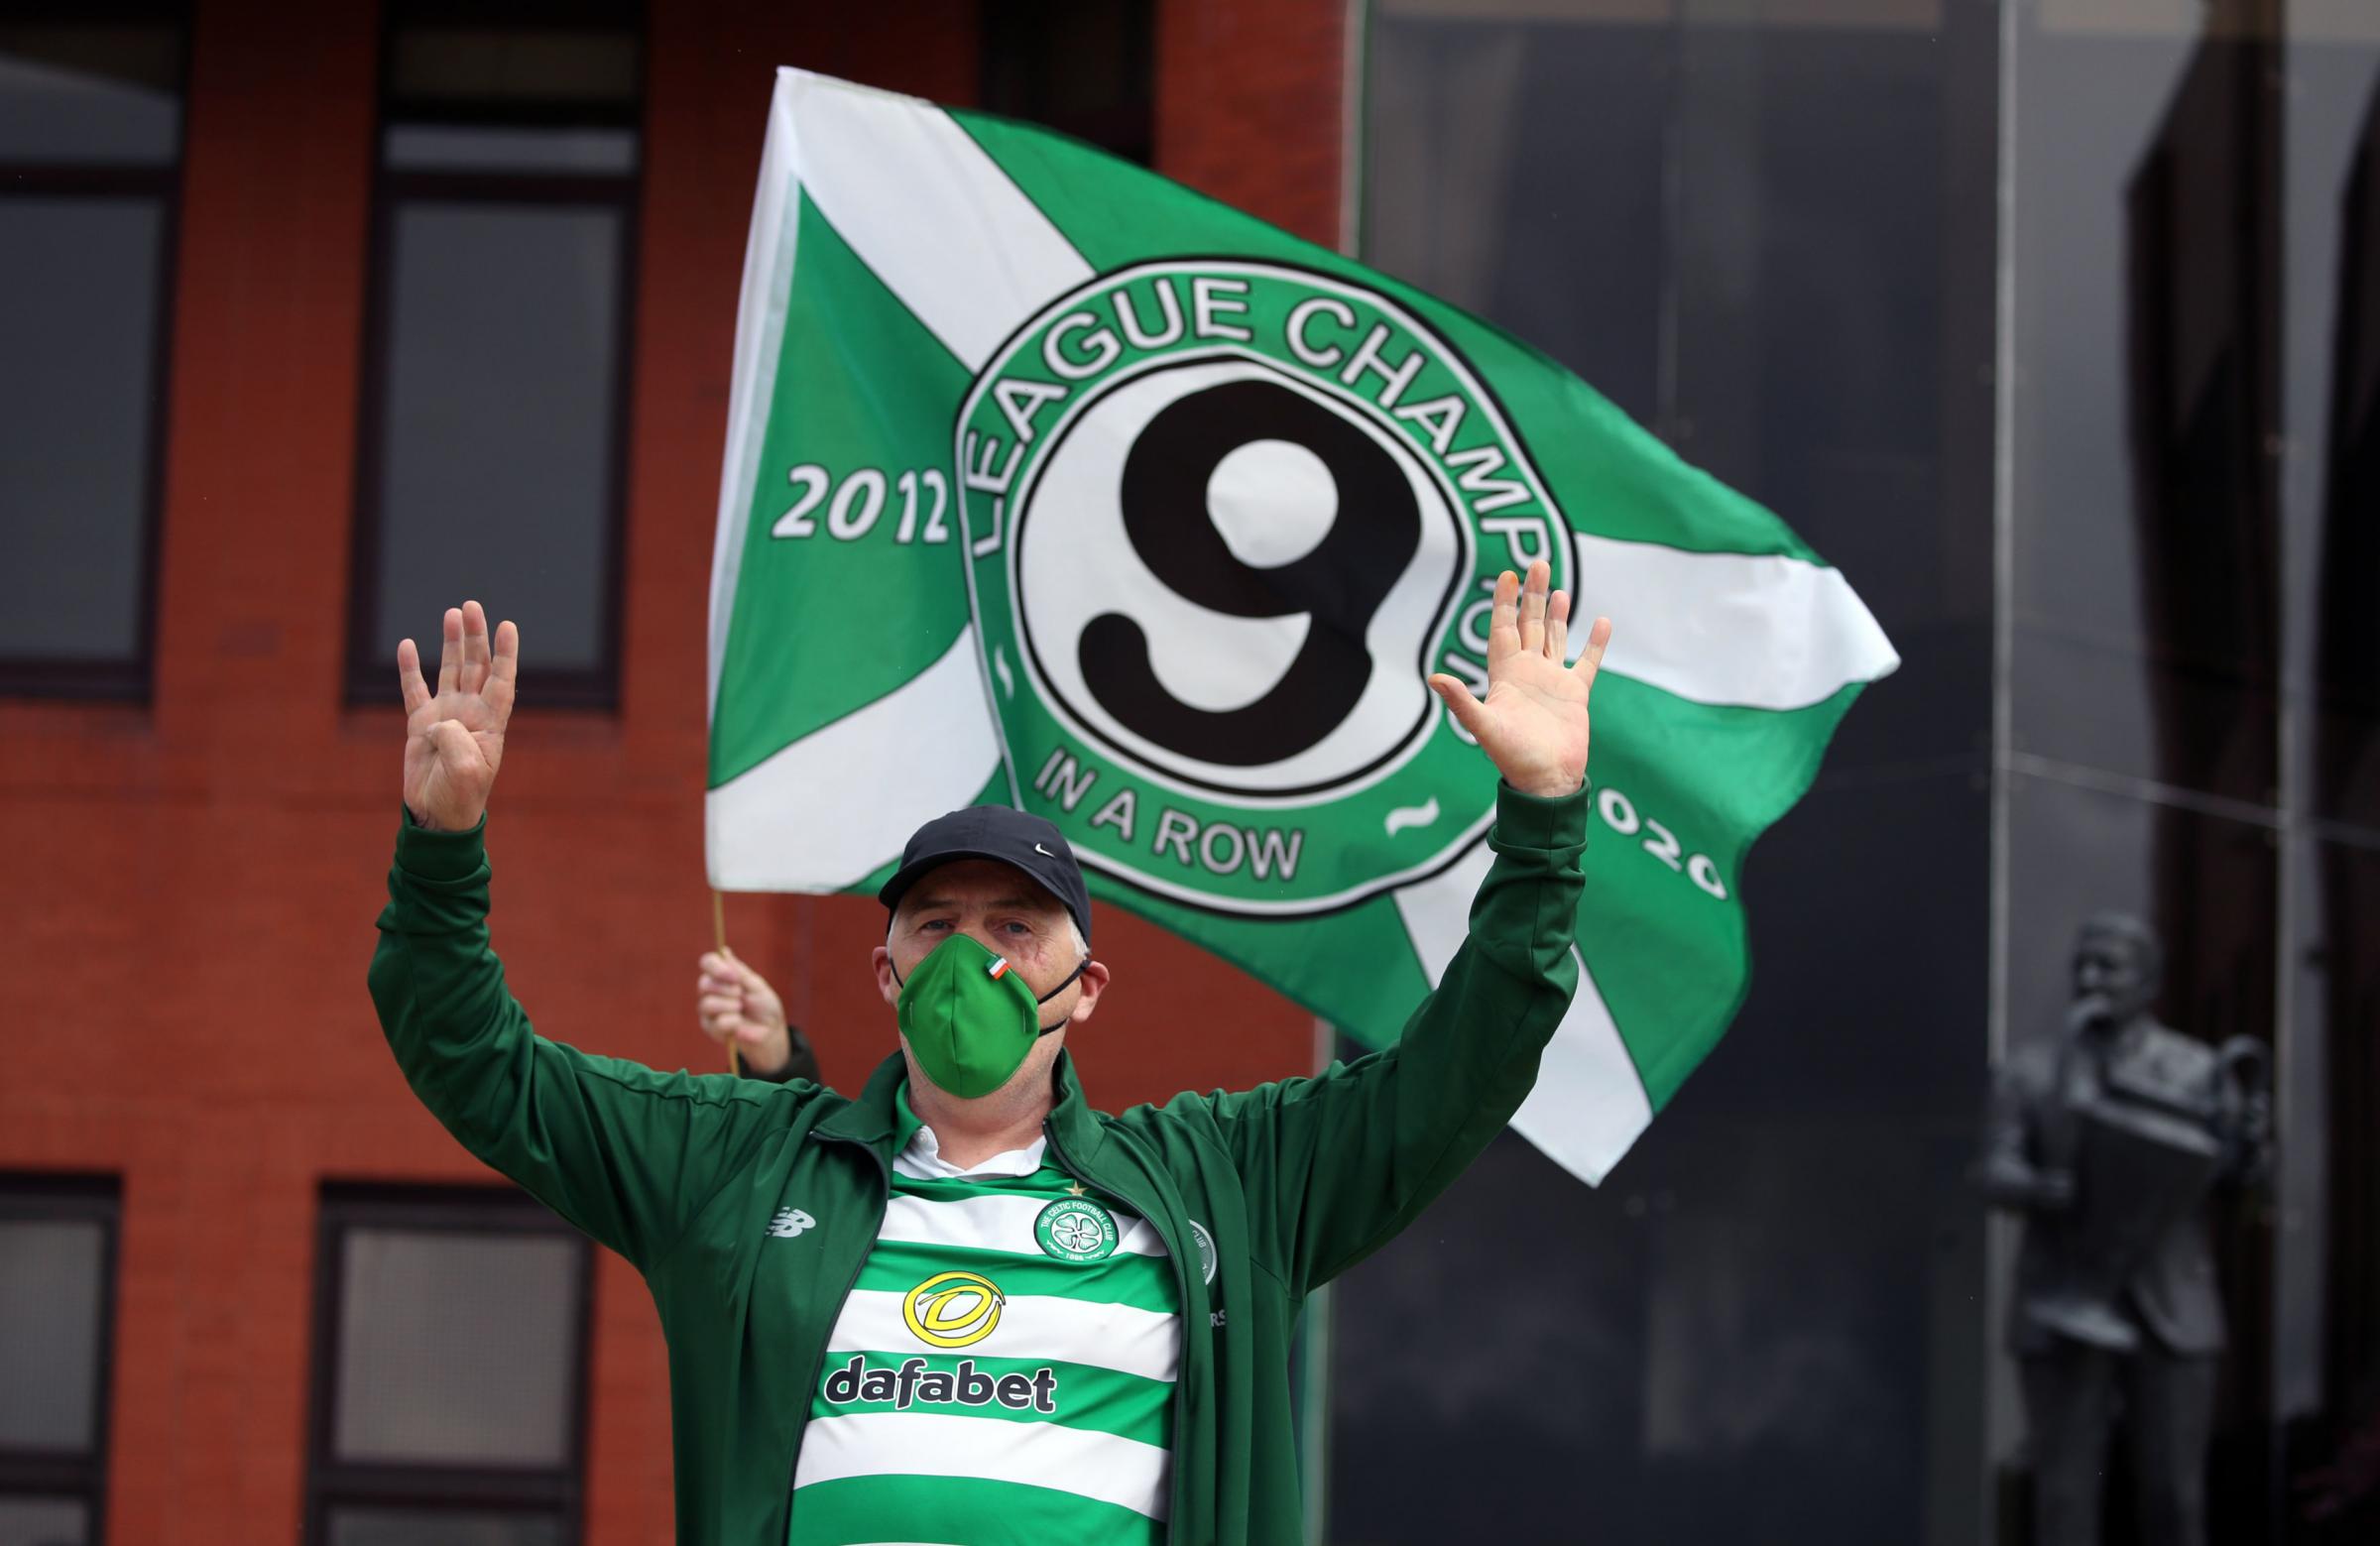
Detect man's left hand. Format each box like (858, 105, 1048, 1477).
(697, 949, 795, 1075)
(1428, 560, 1612, 799)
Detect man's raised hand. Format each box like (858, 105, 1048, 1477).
(1426, 561, 1612, 800)
(398, 600, 519, 833)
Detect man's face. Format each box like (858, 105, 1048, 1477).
(2073, 930, 2153, 1020)
(872, 858, 1108, 1037)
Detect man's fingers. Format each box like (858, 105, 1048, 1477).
(490, 619, 521, 686)
(461, 600, 491, 693)
(1571, 616, 1613, 694)
(1485, 569, 1521, 663)
(426, 719, 476, 763)
(1428, 673, 1488, 739)
(1517, 560, 1548, 654)
(397, 638, 430, 718)
(436, 608, 463, 695)
(480, 620, 522, 723)
(1546, 590, 1570, 664)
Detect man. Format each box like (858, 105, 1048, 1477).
(1978, 914, 2271, 1546)
(371, 562, 1609, 1545)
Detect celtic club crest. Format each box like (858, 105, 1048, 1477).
(1033, 1197, 1121, 1262)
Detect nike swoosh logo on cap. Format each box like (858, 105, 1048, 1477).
(1034, 843, 1056, 857)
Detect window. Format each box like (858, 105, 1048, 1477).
(305, 1186, 592, 1546)
(346, 1, 643, 709)
(980, 0, 1154, 167)
(0, 5, 185, 698)
(0, 1176, 121, 1546)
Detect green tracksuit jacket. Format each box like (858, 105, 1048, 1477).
(367, 781, 1589, 1545)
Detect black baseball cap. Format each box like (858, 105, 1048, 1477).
(879, 805, 1093, 945)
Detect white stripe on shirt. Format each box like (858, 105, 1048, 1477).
(793, 1412, 1171, 1519)
(826, 1289, 1181, 1383)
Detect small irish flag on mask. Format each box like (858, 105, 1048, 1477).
(987, 958, 1012, 982)
(703, 69, 1897, 1184)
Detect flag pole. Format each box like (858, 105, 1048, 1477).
(712, 888, 741, 1076)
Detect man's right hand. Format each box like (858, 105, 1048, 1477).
(399, 600, 519, 833)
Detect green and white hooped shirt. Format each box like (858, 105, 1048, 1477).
(788, 1091, 1181, 1546)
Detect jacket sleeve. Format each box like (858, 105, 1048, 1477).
(367, 811, 795, 1272)
(1205, 782, 1589, 1295)
(737, 1025, 824, 1086)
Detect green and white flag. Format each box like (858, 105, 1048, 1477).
(706, 69, 1898, 1184)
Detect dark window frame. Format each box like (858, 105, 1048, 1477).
(303, 1183, 594, 1546)
(341, 2, 646, 712)
(979, 0, 1156, 168)
(0, 3, 189, 701)
(0, 1172, 123, 1544)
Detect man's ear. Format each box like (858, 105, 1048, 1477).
(1068, 959, 1113, 1024)
(872, 943, 900, 1009)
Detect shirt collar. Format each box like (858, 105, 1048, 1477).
(892, 1080, 1048, 1180)
(893, 1081, 926, 1151)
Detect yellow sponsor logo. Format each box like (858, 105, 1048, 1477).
(901, 1270, 1006, 1349)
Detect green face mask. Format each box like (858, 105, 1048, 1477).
(893, 933, 1086, 1100)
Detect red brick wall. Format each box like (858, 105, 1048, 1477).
(0, 4, 1343, 1544)
(1157, 0, 1349, 249)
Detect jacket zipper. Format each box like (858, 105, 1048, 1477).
(781, 1130, 892, 1530)
(1043, 1125, 1192, 1543)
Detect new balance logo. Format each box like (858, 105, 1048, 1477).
(768, 1207, 817, 1239)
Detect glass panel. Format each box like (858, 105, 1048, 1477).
(1352, 6, 1993, 1543)
(368, 201, 623, 682)
(1331, 781, 1993, 1543)
(1364, 13, 1668, 423)
(1328, 1109, 1983, 1543)
(326, 1507, 563, 1546)
(332, 1228, 580, 1468)
(0, 24, 179, 167)
(384, 123, 637, 175)
(0, 196, 163, 665)
(2007, 7, 2281, 803)
(2280, 11, 2380, 1496)
(2311, 832, 2380, 1433)
(0, 1220, 106, 1452)
(1365, 0, 1994, 775)
(2287, 34, 2380, 836)
(1325, 1129, 1649, 1540)
(0, 1497, 86, 1546)
(1350, 1, 2376, 1542)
